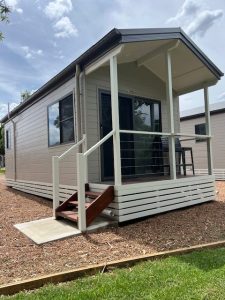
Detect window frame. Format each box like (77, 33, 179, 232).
(195, 123, 206, 142)
(47, 92, 75, 148)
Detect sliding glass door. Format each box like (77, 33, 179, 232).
(99, 91, 161, 181)
(132, 97, 161, 177)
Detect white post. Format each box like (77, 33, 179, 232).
(110, 55, 122, 186)
(83, 134, 88, 183)
(165, 51, 176, 179)
(52, 156, 60, 218)
(204, 86, 213, 175)
(77, 153, 86, 231)
(75, 64, 82, 152)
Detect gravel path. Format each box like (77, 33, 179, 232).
(1, 176, 225, 285)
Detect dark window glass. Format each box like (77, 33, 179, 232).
(6, 129, 11, 149)
(48, 94, 74, 146)
(60, 95, 74, 121)
(195, 123, 206, 142)
(61, 118, 74, 143)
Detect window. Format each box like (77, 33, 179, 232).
(48, 94, 75, 146)
(195, 123, 206, 142)
(6, 129, 11, 149)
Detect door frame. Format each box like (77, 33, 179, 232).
(98, 89, 162, 182)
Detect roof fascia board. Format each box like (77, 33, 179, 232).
(121, 33, 180, 43)
(118, 28, 181, 35)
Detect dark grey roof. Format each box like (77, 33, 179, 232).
(1, 27, 223, 123)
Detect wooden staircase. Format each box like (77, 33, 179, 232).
(55, 184, 114, 226)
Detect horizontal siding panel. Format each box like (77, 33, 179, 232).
(114, 186, 214, 205)
(117, 197, 214, 221)
(114, 176, 215, 222)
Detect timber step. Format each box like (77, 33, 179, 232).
(68, 201, 91, 208)
(55, 184, 114, 226)
(85, 191, 101, 199)
(57, 210, 78, 222)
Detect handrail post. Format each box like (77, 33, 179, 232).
(52, 156, 60, 218)
(77, 153, 86, 231)
(83, 134, 88, 183)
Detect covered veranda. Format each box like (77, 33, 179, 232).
(52, 28, 223, 231)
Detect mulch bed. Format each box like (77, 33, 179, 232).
(1, 176, 225, 285)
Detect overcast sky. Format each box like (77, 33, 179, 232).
(0, 0, 225, 119)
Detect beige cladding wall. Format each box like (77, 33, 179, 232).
(5, 62, 180, 185)
(180, 112, 225, 170)
(5, 77, 78, 185)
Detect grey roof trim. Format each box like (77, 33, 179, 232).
(181, 108, 225, 121)
(1, 27, 223, 123)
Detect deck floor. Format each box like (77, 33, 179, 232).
(99, 173, 202, 185)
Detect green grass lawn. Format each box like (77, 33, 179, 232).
(3, 248, 225, 300)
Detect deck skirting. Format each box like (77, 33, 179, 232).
(6, 175, 215, 223)
(194, 169, 225, 180)
(113, 175, 215, 222)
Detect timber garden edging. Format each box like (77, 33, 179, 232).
(1, 239, 225, 296)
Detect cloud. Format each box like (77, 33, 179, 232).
(53, 16, 78, 38)
(44, 0, 72, 19)
(186, 10, 223, 37)
(167, 0, 223, 38)
(167, 0, 201, 23)
(6, 0, 23, 14)
(44, 0, 77, 39)
(21, 46, 43, 59)
(0, 102, 19, 120)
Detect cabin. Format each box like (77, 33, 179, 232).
(181, 101, 225, 180)
(1, 28, 223, 232)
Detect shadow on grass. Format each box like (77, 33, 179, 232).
(177, 247, 225, 271)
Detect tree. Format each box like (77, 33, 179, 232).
(0, 1, 10, 40)
(21, 90, 31, 102)
(0, 125, 4, 155)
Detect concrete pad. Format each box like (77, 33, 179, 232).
(14, 217, 117, 244)
(14, 218, 81, 244)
